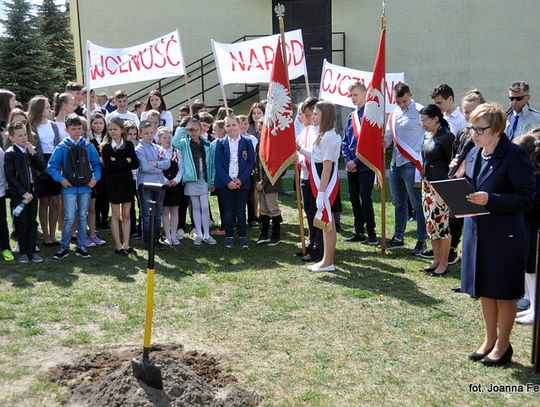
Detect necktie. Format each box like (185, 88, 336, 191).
(510, 114, 519, 139)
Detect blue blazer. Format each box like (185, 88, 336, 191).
(461, 134, 535, 299)
(214, 135, 255, 190)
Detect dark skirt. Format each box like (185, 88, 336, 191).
(106, 172, 135, 204)
(164, 184, 182, 206)
(315, 162, 342, 213)
(37, 154, 61, 197)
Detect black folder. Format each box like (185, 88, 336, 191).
(429, 178, 489, 218)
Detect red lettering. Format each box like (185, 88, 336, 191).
(321, 68, 333, 92)
(262, 45, 274, 70)
(153, 38, 167, 69)
(88, 51, 105, 80)
(230, 51, 246, 71)
(337, 74, 351, 97)
(128, 53, 140, 72)
(290, 39, 304, 66)
(165, 35, 181, 67)
(283, 42, 293, 66)
(105, 55, 118, 75)
(118, 56, 129, 74)
(140, 46, 154, 70)
(386, 80, 395, 104)
(247, 48, 264, 71)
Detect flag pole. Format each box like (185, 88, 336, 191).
(380, 1, 387, 254)
(276, 3, 307, 255)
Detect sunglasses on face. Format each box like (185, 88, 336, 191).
(509, 96, 526, 101)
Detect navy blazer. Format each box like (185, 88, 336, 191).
(214, 135, 255, 190)
(461, 134, 535, 299)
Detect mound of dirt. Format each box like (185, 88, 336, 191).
(49, 344, 261, 407)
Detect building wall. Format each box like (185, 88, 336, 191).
(70, 0, 540, 117)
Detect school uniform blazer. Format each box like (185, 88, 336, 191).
(460, 134, 535, 299)
(213, 136, 255, 190)
(4, 146, 45, 199)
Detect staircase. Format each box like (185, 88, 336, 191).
(127, 32, 346, 118)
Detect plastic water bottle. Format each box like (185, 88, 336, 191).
(12, 199, 30, 217)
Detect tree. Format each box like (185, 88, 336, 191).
(37, 0, 76, 86)
(0, 0, 61, 104)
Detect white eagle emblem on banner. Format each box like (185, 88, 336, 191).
(364, 79, 385, 128)
(264, 81, 293, 136)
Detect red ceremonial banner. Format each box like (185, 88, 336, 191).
(356, 28, 386, 179)
(259, 38, 297, 185)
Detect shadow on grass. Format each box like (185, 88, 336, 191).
(318, 248, 442, 308)
(510, 361, 540, 385)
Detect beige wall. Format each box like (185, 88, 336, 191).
(71, 0, 540, 117)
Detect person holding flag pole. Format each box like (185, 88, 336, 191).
(355, 2, 388, 252)
(259, 3, 306, 254)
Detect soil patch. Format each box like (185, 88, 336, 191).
(49, 344, 261, 407)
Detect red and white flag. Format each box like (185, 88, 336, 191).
(356, 28, 386, 179)
(259, 38, 296, 185)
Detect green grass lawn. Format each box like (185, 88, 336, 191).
(0, 180, 539, 406)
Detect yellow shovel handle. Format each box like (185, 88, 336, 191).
(143, 268, 155, 349)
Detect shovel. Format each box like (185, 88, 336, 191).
(132, 183, 166, 389)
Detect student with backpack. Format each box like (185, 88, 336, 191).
(48, 114, 102, 259)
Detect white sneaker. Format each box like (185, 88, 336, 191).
(176, 228, 185, 240)
(516, 308, 533, 318)
(516, 312, 535, 325)
(193, 236, 202, 245)
(172, 237, 181, 246)
(203, 236, 217, 245)
(163, 238, 173, 246)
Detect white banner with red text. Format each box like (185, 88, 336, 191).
(318, 60, 404, 111)
(86, 30, 186, 89)
(211, 30, 308, 85)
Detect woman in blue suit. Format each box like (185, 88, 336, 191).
(457, 103, 535, 367)
(214, 115, 255, 248)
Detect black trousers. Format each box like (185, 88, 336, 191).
(347, 170, 376, 236)
(301, 178, 323, 256)
(450, 216, 463, 249)
(0, 196, 10, 250)
(13, 197, 38, 256)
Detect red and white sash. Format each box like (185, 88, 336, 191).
(308, 154, 339, 231)
(351, 108, 379, 185)
(388, 108, 423, 182)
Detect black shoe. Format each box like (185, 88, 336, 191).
(429, 267, 449, 277)
(384, 236, 405, 249)
(469, 346, 495, 362)
(115, 249, 128, 256)
(124, 247, 135, 254)
(418, 249, 434, 259)
(481, 344, 513, 367)
(420, 265, 437, 273)
(257, 235, 270, 245)
(451, 286, 463, 293)
(366, 235, 379, 245)
(448, 248, 460, 265)
(53, 249, 69, 260)
(75, 247, 92, 259)
(411, 240, 427, 256)
(249, 220, 260, 228)
(343, 234, 366, 243)
(268, 236, 281, 246)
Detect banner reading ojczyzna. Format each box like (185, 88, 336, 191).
(86, 30, 186, 89)
(211, 29, 307, 85)
(319, 60, 404, 111)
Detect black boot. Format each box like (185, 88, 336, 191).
(257, 215, 271, 244)
(268, 215, 282, 246)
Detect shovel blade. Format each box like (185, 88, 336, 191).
(131, 357, 163, 390)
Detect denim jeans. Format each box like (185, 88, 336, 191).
(219, 188, 249, 238)
(347, 170, 376, 236)
(138, 185, 164, 245)
(61, 192, 91, 250)
(388, 162, 427, 241)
